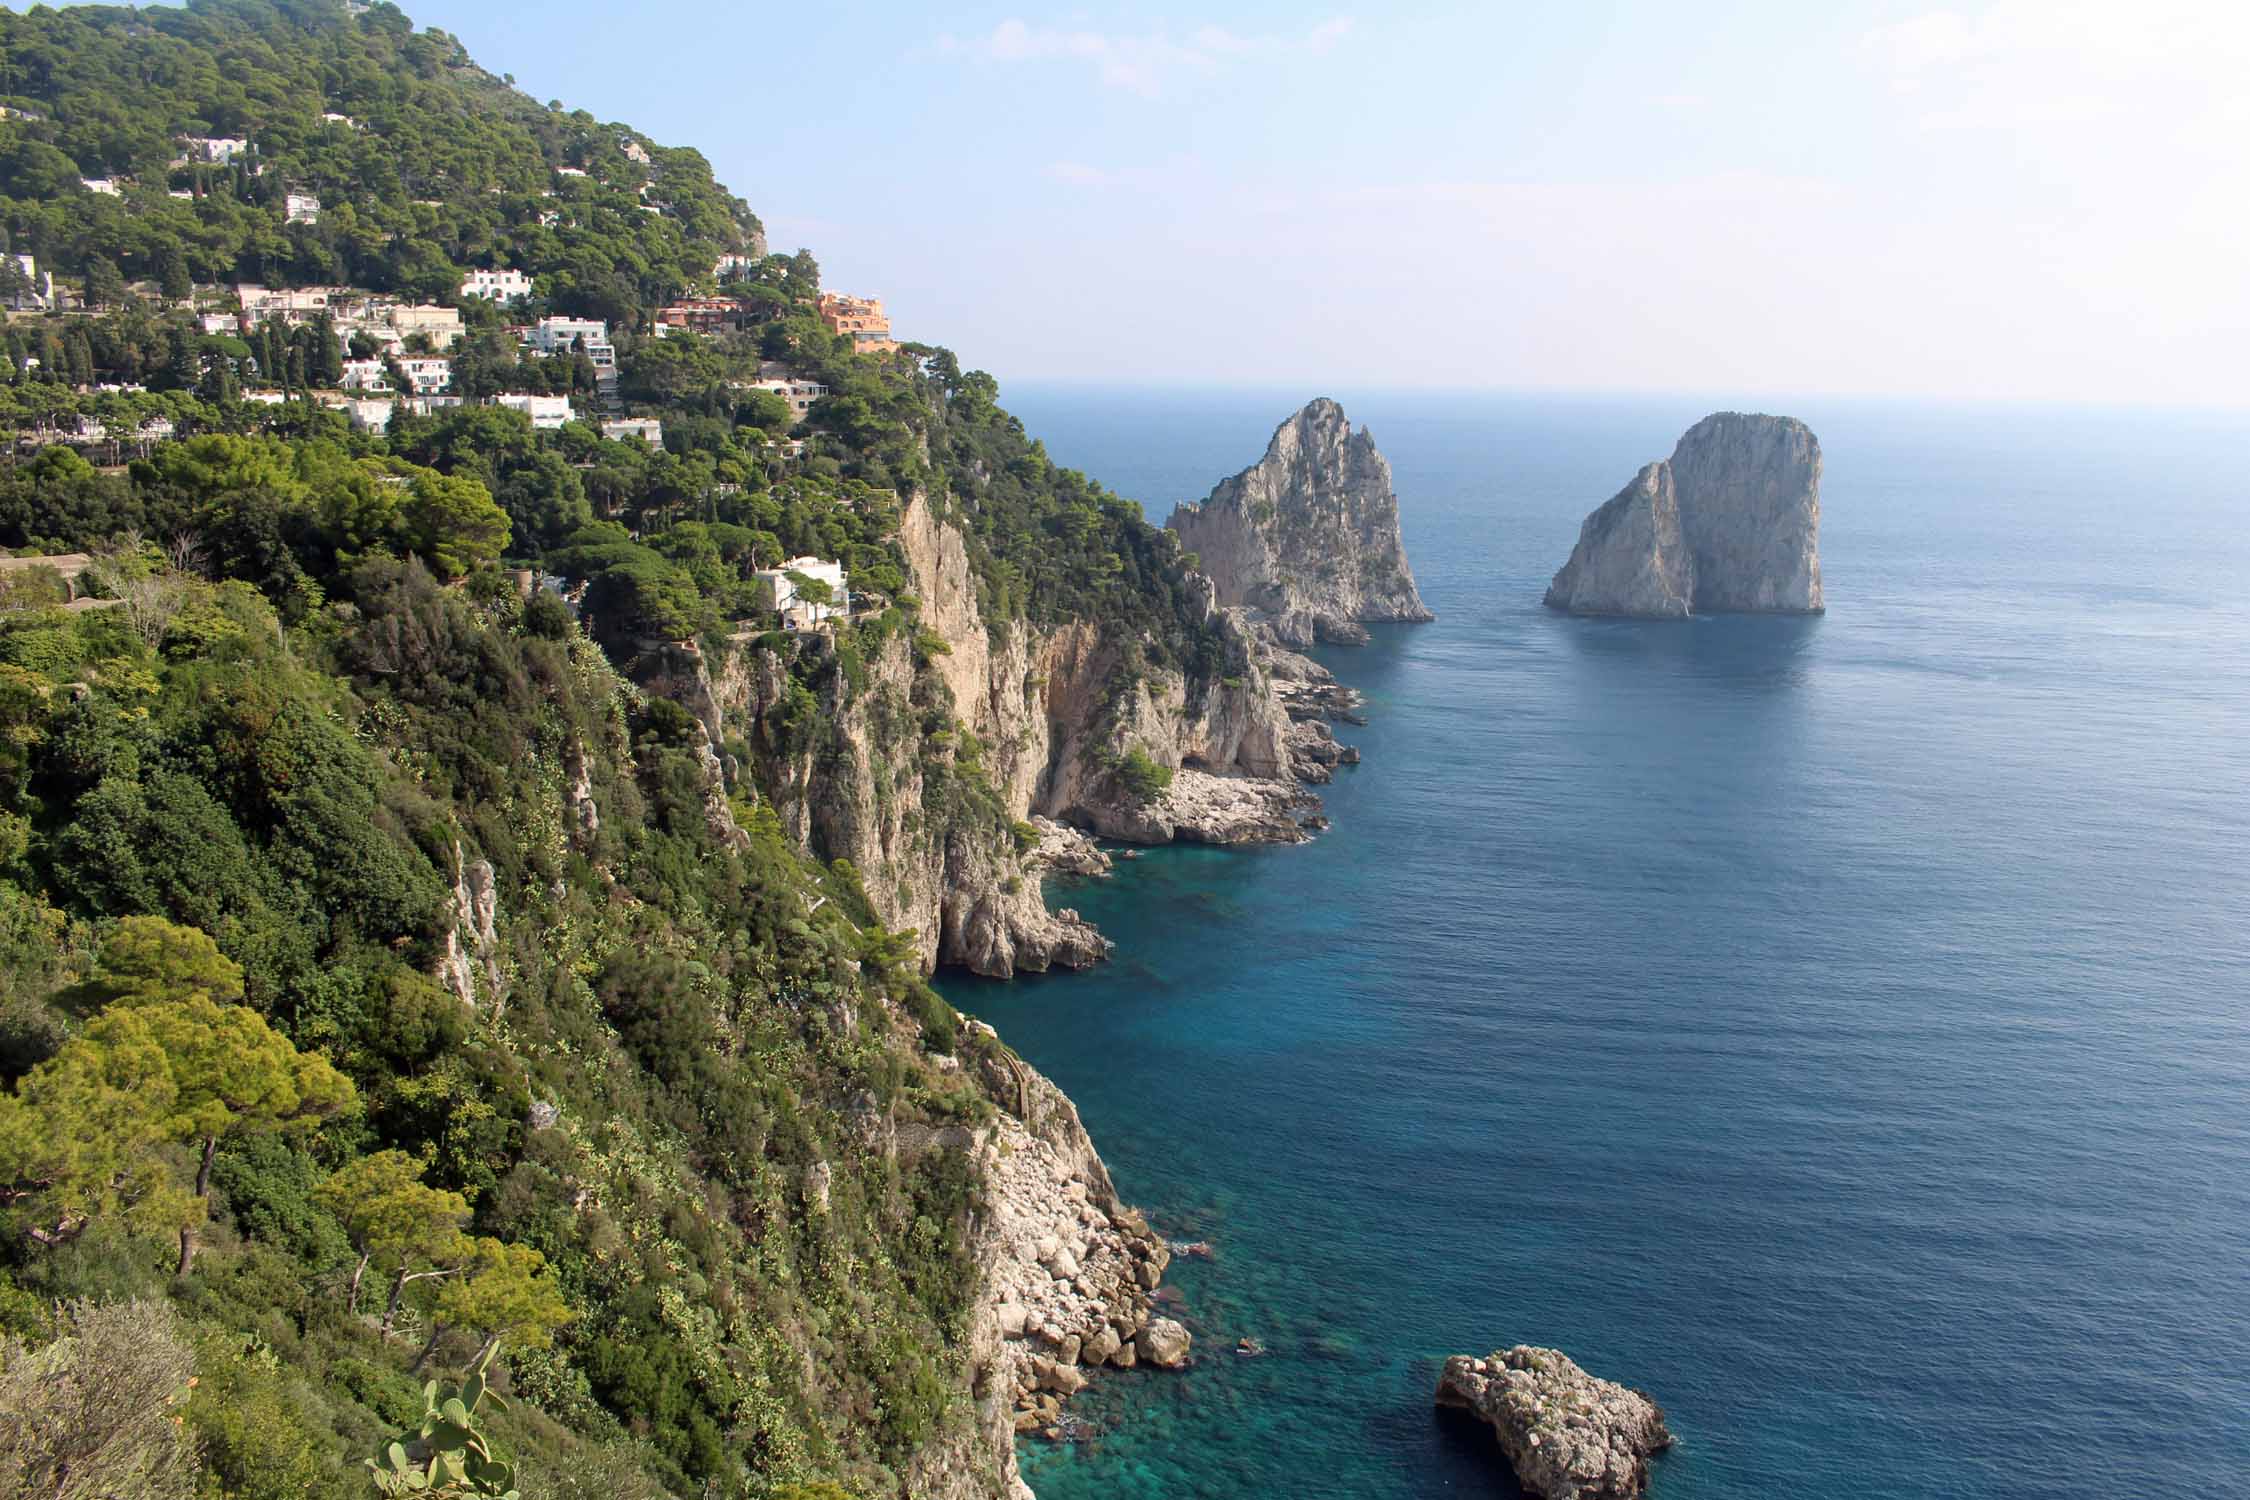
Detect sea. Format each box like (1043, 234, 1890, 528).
(939, 387, 2250, 1500)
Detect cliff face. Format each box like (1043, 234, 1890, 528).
(650, 495, 1345, 979)
(1166, 398, 1433, 647)
(1545, 412, 1823, 617)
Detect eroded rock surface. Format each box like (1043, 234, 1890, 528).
(1168, 398, 1433, 647)
(1435, 1346, 1673, 1500)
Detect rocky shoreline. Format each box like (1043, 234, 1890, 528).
(949, 1028, 1192, 1499)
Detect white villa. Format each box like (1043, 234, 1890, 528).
(734, 369, 827, 427)
(490, 393, 574, 430)
(460, 268, 534, 303)
(602, 417, 662, 446)
(755, 557, 849, 630)
(284, 192, 320, 224)
(522, 316, 615, 372)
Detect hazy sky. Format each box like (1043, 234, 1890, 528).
(406, 3, 2247, 402)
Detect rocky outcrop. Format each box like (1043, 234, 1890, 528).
(1542, 463, 1692, 618)
(1167, 398, 1433, 647)
(436, 843, 502, 1009)
(1546, 412, 1822, 617)
(1435, 1347, 1674, 1500)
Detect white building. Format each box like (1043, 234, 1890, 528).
(396, 356, 452, 395)
(237, 284, 341, 325)
(343, 398, 397, 432)
(523, 316, 614, 371)
(755, 556, 849, 630)
(198, 312, 241, 335)
(191, 136, 250, 164)
(284, 192, 320, 224)
(321, 113, 358, 129)
(734, 374, 827, 426)
(339, 359, 391, 392)
(602, 418, 662, 447)
(80, 177, 122, 197)
(490, 393, 574, 430)
(620, 139, 650, 164)
(460, 267, 534, 304)
(714, 253, 758, 280)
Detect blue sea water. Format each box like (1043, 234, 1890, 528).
(940, 388, 2250, 1500)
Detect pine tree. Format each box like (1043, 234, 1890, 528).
(158, 244, 193, 302)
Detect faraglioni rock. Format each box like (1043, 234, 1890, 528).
(1545, 411, 1823, 617)
(1436, 1347, 1674, 1500)
(1167, 398, 1434, 647)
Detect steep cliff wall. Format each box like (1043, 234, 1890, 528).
(1166, 398, 1434, 646)
(1545, 412, 1823, 617)
(630, 496, 1353, 975)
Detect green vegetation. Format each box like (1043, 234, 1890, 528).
(0, 0, 757, 322)
(0, 3, 1235, 1496)
(1113, 746, 1176, 805)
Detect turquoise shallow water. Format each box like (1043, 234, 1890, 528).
(941, 390, 2250, 1499)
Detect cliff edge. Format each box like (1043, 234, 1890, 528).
(1545, 412, 1822, 617)
(1167, 398, 1433, 647)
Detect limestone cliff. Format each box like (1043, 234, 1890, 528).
(1545, 412, 1823, 617)
(629, 490, 1366, 981)
(1166, 398, 1433, 646)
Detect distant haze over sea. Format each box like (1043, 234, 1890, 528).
(946, 389, 2250, 1499)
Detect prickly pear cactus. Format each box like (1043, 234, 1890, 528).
(368, 1344, 520, 1499)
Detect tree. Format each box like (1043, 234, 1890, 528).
(66, 912, 244, 1009)
(415, 1237, 572, 1373)
(315, 1149, 471, 1316)
(157, 244, 193, 302)
(401, 470, 510, 579)
(51, 918, 357, 1274)
(81, 255, 124, 311)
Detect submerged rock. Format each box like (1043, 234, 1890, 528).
(1546, 411, 1822, 617)
(1168, 398, 1434, 647)
(1435, 1346, 1673, 1500)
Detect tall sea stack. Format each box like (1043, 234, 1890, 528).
(1545, 412, 1823, 617)
(1167, 398, 1433, 647)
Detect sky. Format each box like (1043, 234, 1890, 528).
(375, 3, 2250, 403)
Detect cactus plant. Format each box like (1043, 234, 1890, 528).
(367, 1343, 520, 1499)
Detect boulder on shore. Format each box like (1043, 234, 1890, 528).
(1434, 1346, 1673, 1500)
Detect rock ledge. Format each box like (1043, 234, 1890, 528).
(1435, 1346, 1673, 1500)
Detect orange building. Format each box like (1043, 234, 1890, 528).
(815, 293, 900, 355)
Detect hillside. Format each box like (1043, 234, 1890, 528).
(0, 4, 1347, 1499)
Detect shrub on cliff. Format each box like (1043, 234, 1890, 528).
(1116, 745, 1175, 805)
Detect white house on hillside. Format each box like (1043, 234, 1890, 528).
(284, 192, 320, 224)
(460, 268, 533, 303)
(490, 393, 573, 430)
(755, 557, 849, 630)
(602, 418, 662, 447)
